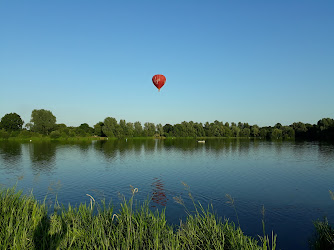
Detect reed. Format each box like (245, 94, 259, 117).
(309, 190, 334, 249)
(309, 218, 334, 250)
(0, 186, 276, 249)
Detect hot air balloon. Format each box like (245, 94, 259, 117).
(152, 74, 166, 91)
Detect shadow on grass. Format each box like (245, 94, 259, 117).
(33, 214, 67, 249)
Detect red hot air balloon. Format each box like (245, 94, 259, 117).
(152, 74, 166, 91)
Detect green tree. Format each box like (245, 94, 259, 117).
(204, 122, 211, 137)
(194, 123, 205, 137)
(241, 128, 251, 137)
(237, 122, 244, 129)
(134, 121, 143, 137)
(73, 127, 86, 136)
(94, 122, 105, 137)
(30, 109, 56, 135)
(126, 122, 134, 137)
(271, 128, 282, 139)
(213, 125, 221, 137)
(163, 124, 173, 137)
(251, 125, 260, 137)
(50, 130, 62, 139)
(173, 124, 184, 137)
(119, 119, 127, 137)
(143, 122, 155, 137)
(102, 117, 118, 137)
(224, 125, 232, 137)
(282, 126, 295, 139)
(317, 118, 334, 131)
(55, 123, 67, 131)
(259, 128, 267, 138)
(54, 123, 69, 137)
(0, 113, 24, 131)
(0, 129, 10, 139)
(291, 122, 308, 138)
(78, 123, 94, 135)
(156, 123, 164, 137)
(68, 127, 77, 137)
(25, 122, 33, 131)
(317, 118, 334, 140)
(181, 121, 196, 137)
(18, 129, 33, 138)
(231, 125, 240, 137)
(292, 122, 307, 133)
(274, 123, 282, 129)
(211, 121, 225, 137)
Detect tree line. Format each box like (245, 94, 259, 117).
(0, 109, 333, 141)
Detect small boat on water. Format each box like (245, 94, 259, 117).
(197, 140, 205, 143)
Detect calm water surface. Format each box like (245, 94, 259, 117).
(1, 139, 334, 249)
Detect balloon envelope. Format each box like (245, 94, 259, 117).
(152, 74, 166, 91)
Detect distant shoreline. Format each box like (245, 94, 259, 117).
(0, 136, 292, 142)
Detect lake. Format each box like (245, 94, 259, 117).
(1, 139, 334, 249)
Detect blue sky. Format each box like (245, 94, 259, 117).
(1, 1, 333, 127)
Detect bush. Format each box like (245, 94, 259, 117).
(10, 130, 20, 137)
(18, 130, 32, 138)
(60, 132, 69, 139)
(0, 129, 9, 139)
(50, 131, 61, 139)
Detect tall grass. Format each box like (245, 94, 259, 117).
(0, 187, 47, 249)
(310, 218, 334, 250)
(309, 190, 334, 249)
(0, 186, 276, 249)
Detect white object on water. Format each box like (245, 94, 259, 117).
(197, 140, 205, 143)
(30, 140, 32, 142)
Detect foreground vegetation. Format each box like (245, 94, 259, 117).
(0, 186, 276, 249)
(309, 190, 334, 249)
(310, 218, 334, 249)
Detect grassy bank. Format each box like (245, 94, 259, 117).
(0, 187, 276, 249)
(0, 134, 277, 142)
(1, 136, 159, 142)
(1, 136, 108, 142)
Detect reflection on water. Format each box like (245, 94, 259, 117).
(87, 188, 106, 202)
(93, 139, 158, 161)
(318, 142, 334, 167)
(0, 139, 334, 249)
(47, 180, 62, 196)
(151, 178, 168, 207)
(0, 141, 23, 172)
(29, 142, 57, 173)
(77, 141, 92, 152)
(87, 139, 261, 161)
